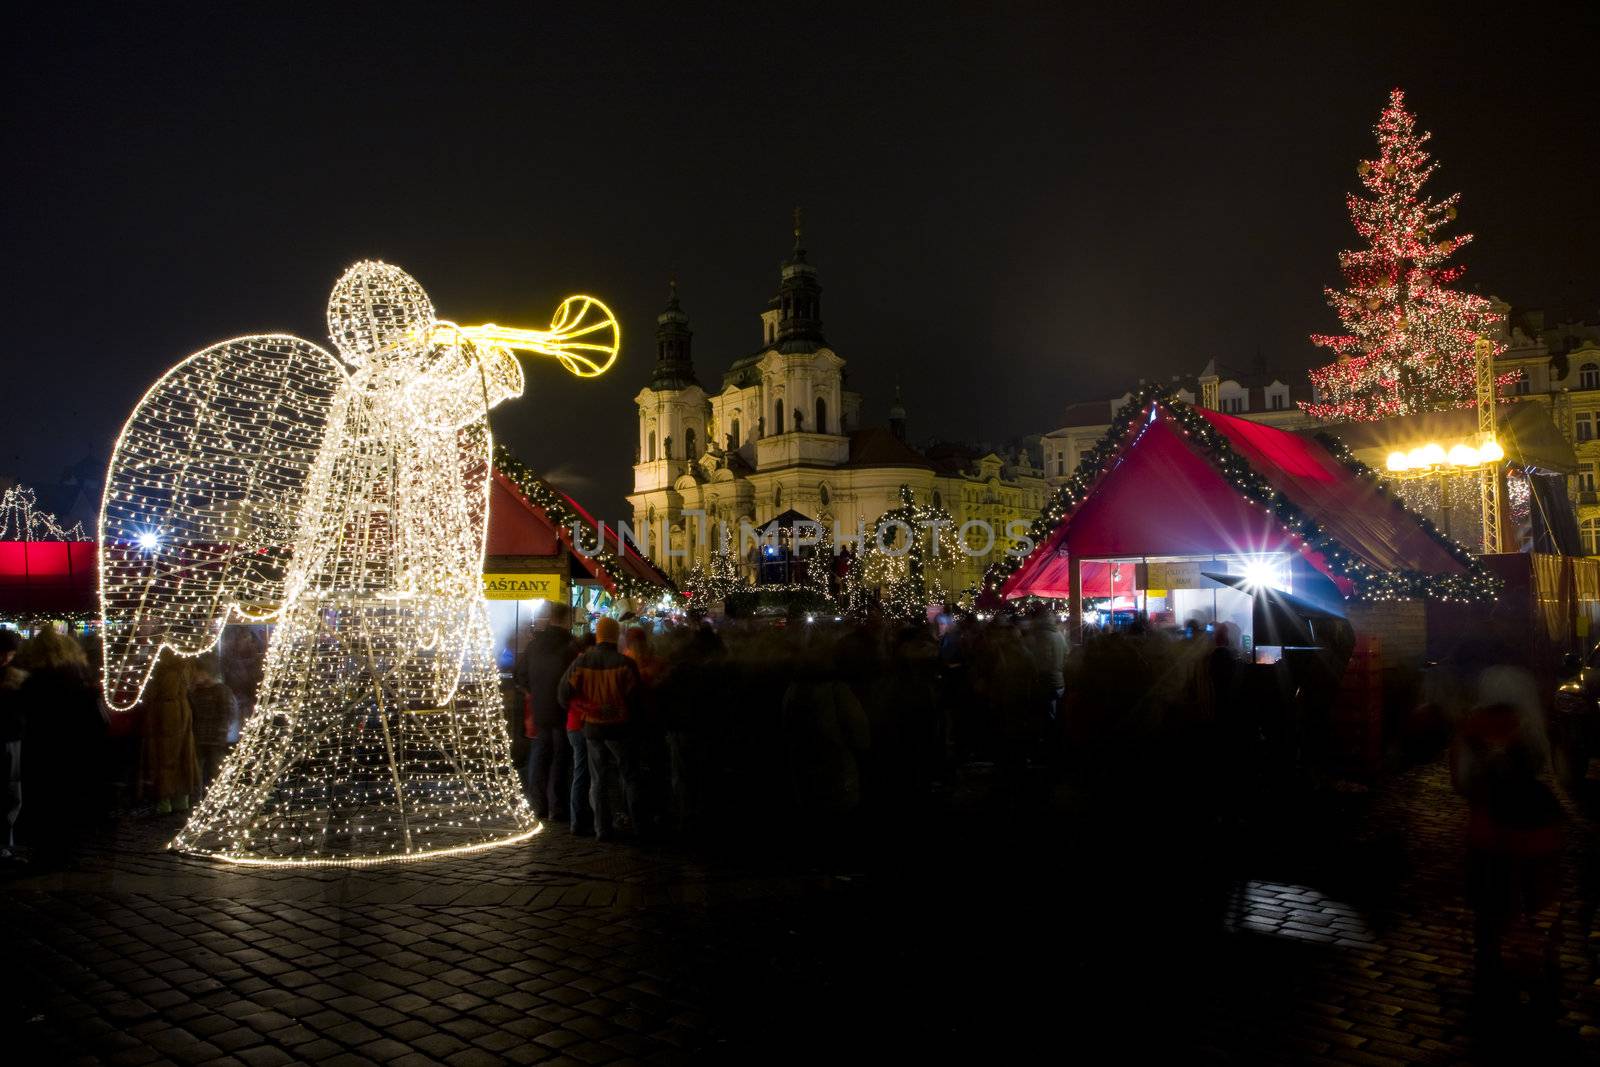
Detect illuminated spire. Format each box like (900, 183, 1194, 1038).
(651, 276, 697, 389)
(774, 208, 824, 350)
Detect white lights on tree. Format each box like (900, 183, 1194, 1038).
(0, 485, 88, 541)
(100, 261, 618, 865)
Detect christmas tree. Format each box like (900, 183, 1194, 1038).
(1301, 89, 1509, 422)
(683, 547, 743, 608)
(862, 485, 961, 619)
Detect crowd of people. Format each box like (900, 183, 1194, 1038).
(0, 606, 1369, 868)
(0, 604, 1584, 1016)
(0, 624, 265, 868)
(507, 603, 1265, 862)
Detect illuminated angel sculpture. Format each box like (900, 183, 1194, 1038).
(100, 261, 618, 865)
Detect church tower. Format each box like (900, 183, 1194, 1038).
(632, 282, 708, 500)
(772, 207, 825, 350)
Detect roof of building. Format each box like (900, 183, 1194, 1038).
(845, 427, 935, 470)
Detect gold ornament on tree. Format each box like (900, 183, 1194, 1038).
(100, 261, 619, 866)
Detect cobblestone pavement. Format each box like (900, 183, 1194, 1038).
(3, 758, 1597, 1065)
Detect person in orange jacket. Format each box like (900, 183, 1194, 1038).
(558, 617, 641, 841)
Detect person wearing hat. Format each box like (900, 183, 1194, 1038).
(557, 616, 642, 841)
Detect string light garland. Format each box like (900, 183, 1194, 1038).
(982, 388, 1499, 605)
(100, 260, 619, 865)
(1301, 89, 1514, 422)
(0, 485, 88, 542)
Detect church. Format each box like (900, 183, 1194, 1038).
(628, 219, 1048, 595)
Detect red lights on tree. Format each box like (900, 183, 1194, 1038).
(1301, 89, 1511, 422)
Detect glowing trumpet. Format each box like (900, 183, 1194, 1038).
(436, 295, 620, 378)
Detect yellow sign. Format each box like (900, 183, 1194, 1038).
(1144, 560, 1206, 589)
(483, 573, 564, 601)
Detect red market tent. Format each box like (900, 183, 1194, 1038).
(0, 540, 98, 621)
(996, 397, 1487, 605)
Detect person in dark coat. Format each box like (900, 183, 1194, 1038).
(523, 615, 577, 823)
(17, 628, 106, 866)
(0, 629, 27, 857)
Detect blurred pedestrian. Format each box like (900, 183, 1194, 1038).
(523, 613, 576, 823)
(188, 652, 236, 791)
(138, 650, 200, 815)
(0, 629, 27, 857)
(622, 625, 669, 836)
(558, 617, 641, 842)
(221, 626, 265, 731)
(17, 627, 105, 865)
(662, 621, 722, 836)
(1025, 602, 1067, 723)
(1451, 667, 1566, 1011)
(782, 630, 870, 864)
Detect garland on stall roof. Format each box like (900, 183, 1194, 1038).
(981, 388, 1158, 600)
(1311, 429, 1492, 573)
(493, 445, 675, 602)
(982, 387, 1499, 604)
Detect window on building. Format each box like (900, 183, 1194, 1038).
(1578, 412, 1594, 442)
(1582, 362, 1600, 390)
(815, 396, 827, 434)
(1515, 369, 1531, 395)
(1056, 453, 1066, 475)
(648, 431, 656, 461)
(730, 418, 741, 449)
(1269, 392, 1285, 410)
(685, 427, 696, 458)
(933, 490, 942, 509)
(819, 483, 830, 506)
(774, 485, 783, 510)
(774, 401, 784, 435)
(1583, 518, 1600, 556)
(1581, 465, 1598, 493)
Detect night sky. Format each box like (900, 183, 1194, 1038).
(5, 3, 1597, 517)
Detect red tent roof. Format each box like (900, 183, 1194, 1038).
(489, 470, 672, 596)
(999, 399, 1479, 601)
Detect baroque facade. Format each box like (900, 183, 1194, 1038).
(1491, 306, 1600, 552)
(628, 225, 1048, 594)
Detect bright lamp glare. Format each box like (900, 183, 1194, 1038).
(136, 531, 161, 551)
(1241, 559, 1280, 591)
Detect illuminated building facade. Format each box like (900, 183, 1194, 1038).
(628, 222, 1048, 595)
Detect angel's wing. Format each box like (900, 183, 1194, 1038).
(100, 335, 346, 709)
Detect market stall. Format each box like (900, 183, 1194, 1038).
(0, 487, 98, 631)
(487, 448, 674, 665)
(987, 393, 1496, 657)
